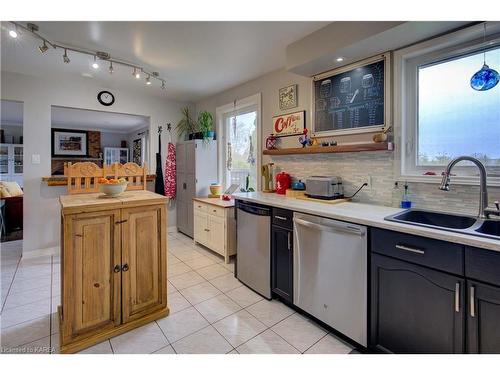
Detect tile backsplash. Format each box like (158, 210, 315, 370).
(269, 152, 500, 216)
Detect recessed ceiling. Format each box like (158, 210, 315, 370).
(1, 21, 329, 102)
(51, 106, 149, 133)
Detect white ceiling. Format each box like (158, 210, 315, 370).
(1, 21, 329, 102)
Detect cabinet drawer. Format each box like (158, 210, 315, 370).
(465, 246, 500, 286)
(371, 228, 464, 275)
(272, 208, 293, 230)
(194, 201, 207, 212)
(207, 205, 225, 218)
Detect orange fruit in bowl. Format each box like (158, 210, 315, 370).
(108, 179, 119, 184)
(98, 178, 109, 184)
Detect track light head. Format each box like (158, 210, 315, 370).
(9, 29, 18, 38)
(38, 40, 49, 54)
(146, 75, 151, 85)
(109, 62, 114, 74)
(161, 81, 166, 90)
(63, 49, 70, 64)
(133, 68, 140, 79)
(92, 55, 99, 69)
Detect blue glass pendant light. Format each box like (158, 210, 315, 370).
(470, 23, 499, 91)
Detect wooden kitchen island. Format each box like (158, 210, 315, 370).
(58, 190, 169, 353)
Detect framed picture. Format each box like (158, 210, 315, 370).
(312, 53, 391, 136)
(272, 110, 305, 137)
(51, 129, 88, 157)
(279, 84, 298, 110)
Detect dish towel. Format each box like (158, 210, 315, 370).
(164, 142, 176, 199)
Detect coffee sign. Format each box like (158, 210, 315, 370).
(272, 110, 305, 137)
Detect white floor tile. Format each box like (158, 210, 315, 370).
(13, 335, 52, 354)
(168, 271, 205, 290)
(209, 273, 242, 293)
(2, 286, 52, 310)
(271, 313, 327, 353)
(225, 285, 263, 308)
(167, 291, 191, 314)
(194, 294, 241, 324)
(179, 281, 221, 305)
(0, 315, 51, 348)
(183, 255, 217, 270)
(0, 298, 51, 328)
(304, 334, 353, 354)
(196, 264, 230, 280)
(153, 345, 176, 354)
(156, 306, 209, 343)
(110, 322, 169, 354)
(167, 280, 177, 294)
(167, 262, 192, 277)
(172, 325, 233, 354)
(236, 329, 299, 354)
(213, 310, 266, 347)
(77, 340, 114, 354)
(245, 299, 294, 327)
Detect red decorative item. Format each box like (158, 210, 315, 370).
(275, 172, 291, 195)
(164, 142, 177, 199)
(266, 134, 278, 150)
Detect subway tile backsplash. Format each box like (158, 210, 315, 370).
(269, 152, 500, 216)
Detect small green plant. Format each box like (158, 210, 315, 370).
(240, 174, 255, 192)
(198, 110, 214, 141)
(175, 107, 198, 140)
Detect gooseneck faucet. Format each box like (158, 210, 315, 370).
(439, 156, 499, 219)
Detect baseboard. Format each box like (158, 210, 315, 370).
(22, 245, 60, 259)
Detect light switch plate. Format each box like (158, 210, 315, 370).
(31, 154, 41, 164)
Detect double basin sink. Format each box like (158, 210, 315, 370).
(385, 209, 500, 240)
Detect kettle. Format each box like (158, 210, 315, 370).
(291, 179, 306, 191)
(275, 172, 291, 195)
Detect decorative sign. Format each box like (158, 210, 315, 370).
(51, 129, 88, 157)
(279, 84, 298, 110)
(313, 55, 388, 135)
(272, 110, 305, 137)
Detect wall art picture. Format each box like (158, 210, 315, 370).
(279, 84, 298, 110)
(52, 129, 88, 157)
(272, 110, 305, 137)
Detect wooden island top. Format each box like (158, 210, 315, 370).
(192, 196, 235, 208)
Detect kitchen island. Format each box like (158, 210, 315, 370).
(58, 190, 169, 353)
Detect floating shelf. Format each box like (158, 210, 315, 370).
(42, 174, 157, 187)
(263, 142, 392, 156)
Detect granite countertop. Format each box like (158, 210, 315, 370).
(233, 192, 500, 252)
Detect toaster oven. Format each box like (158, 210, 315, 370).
(305, 176, 344, 200)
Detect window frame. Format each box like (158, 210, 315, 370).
(215, 93, 262, 191)
(394, 23, 500, 187)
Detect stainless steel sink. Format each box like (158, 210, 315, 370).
(385, 209, 500, 240)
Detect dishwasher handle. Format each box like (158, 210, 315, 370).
(237, 202, 270, 216)
(294, 217, 365, 236)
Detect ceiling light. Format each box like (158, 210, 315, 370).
(92, 56, 99, 69)
(109, 62, 114, 74)
(38, 40, 49, 54)
(161, 81, 166, 90)
(146, 75, 151, 85)
(336, 57, 344, 62)
(63, 49, 70, 64)
(133, 67, 141, 79)
(9, 29, 18, 38)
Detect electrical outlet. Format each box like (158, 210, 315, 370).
(366, 175, 373, 190)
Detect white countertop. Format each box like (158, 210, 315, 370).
(233, 192, 500, 252)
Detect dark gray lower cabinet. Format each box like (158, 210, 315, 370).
(371, 254, 465, 353)
(467, 280, 500, 353)
(271, 225, 293, 303)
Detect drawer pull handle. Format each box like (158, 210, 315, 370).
(122, 263, 129, 272)
(113, 265, 121, 273)
(204, 228, 210, 232)
(395, 244, 425, 255)
(213, 209, 217, 212)
(455, 282, 460, 313)
(470, 286, 475, 318)
(275, 215, 288, 221)
(287, 232, 291, 251)
(115, 220, 128, 225)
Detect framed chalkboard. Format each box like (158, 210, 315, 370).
(312, 54, 390, 136)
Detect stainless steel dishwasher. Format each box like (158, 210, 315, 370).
(293, 212, 368, 346)
(236, 200, 272, 299)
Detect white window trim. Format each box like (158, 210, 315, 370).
(215, 93, 262, 191)
(394, 22, 500, 187)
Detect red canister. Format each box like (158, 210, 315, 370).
(275, 172, 291, 195)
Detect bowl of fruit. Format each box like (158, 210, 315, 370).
(98, 177, 128, 197)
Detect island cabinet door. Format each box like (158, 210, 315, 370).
(62, 210, 122, 341)
(121, 205, 167, 323)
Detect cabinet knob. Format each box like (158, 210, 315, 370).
(113, 265, 121, 273)
(122, 263, 129, 272)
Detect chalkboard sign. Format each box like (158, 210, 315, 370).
(313, 55, 389, 135)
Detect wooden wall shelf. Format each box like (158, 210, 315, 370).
(263, 142, 392, 156)
(42, 174, 156, 187)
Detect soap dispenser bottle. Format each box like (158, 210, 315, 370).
(401, 182, 412, 209)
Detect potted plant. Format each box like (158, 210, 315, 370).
(175, 106, 199, 140)
(198, 110, 215, 141)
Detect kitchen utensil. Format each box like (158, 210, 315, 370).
(291, 180, 306, 190)
(261, 163, 275, 193)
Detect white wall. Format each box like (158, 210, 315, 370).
(1, 70, 190, 256)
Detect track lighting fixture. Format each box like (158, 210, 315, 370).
(161, 81, 166, 90)
(146, 75, 151, 85)
(133, 67, 140, 79)
(63, 49, 70, 64)
(9, 28, 18, 38)
(92, 55, 99, 69)
(109, 61, 114, 74)
(38, 40, 49, 53)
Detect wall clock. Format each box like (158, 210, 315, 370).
(97, 90, 115, 106)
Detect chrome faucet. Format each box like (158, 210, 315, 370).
(439, 156, 499, 219)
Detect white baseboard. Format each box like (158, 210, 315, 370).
(22, 245, 60, 259)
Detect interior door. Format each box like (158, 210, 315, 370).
(63, 210, 121, 340)
(121, 205, 167, 323)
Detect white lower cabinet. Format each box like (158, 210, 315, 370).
(193, 200, 236, 264)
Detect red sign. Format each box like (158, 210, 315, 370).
(272, 111, 305, 137)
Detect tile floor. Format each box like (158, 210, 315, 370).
(1, 232, 354, 354)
